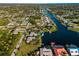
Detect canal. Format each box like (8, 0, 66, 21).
(42, 10, 79, 47)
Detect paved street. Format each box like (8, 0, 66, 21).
(11, 23, 29, 56)
(11, 34, 25, 56)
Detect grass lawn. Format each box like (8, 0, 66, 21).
(16, 36, 42, 56)
(8, 32, 23, 55)
(0, 29, 23, 55)
(0, 19, 9, 26)
(68, 27, 79, 32)
(49, 25, 57, 32)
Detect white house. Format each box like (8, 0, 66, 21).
(68, 48, 79, 56)
(40, 47, 53, 56)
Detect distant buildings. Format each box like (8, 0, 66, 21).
(13, 28, 19, 34)
(57, 14, 79, 32)
(7, 22, 15, 28)
(13, 27, 26, 34)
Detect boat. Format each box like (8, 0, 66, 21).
(51, 42, 55, 47)
(42, 32, 44, 36)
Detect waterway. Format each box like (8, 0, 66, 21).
(42, 10, 79, 47)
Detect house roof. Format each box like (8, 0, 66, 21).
(53, 47, 68, 56)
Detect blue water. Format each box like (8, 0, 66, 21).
(42, 11, 79, 47)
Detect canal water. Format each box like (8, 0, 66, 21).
(42, 10, 79, 47)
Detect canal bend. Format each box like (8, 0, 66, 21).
(42, 9, 79, 47)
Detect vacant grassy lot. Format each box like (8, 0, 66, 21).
(16, 36, 42, 56)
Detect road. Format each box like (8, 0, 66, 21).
(11, 34, 25, 56)
(11, 22, 29, 56)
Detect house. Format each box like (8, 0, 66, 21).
(26, 36, 36, 43)
(26, 35, 36, 43)
(29, 32, 37, 37)
(68, 48, 79, 56)
(7, 22, 15, 28)
(66, 44, 79, 56)
(40, 47, 53, 56)
(53, 45, 68, 56)
(26, 37, 32, 43)
(45, 16, 50, 23)
(13, 28, 19, 34)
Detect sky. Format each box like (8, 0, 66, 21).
(0, 0, 79, 3)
